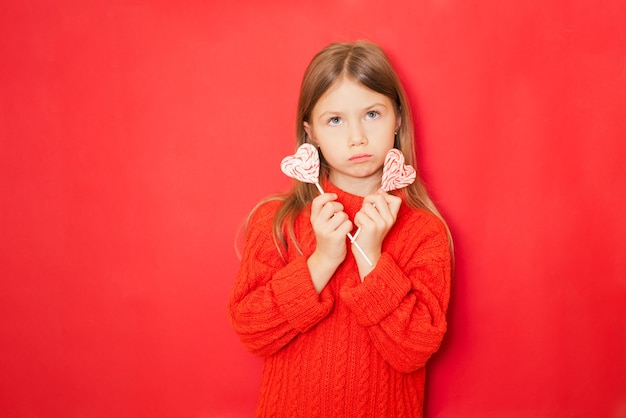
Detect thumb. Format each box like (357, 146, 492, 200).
(378, 189, 402, 217)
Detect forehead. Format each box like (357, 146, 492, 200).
(313, 77, 392, 113)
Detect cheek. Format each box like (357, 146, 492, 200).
(369, 122, 396, 140)
(315, 126, 345, 142)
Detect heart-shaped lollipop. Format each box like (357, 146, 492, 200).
(381, 149, 416, 192)
(280, 143, 320, 185)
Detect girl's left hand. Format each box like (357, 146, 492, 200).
(352, 189, 402, 273)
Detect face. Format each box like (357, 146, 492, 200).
(304, 77, 400, 196)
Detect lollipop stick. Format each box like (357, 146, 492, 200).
(348, 232, 372, 266)
(315, 182, 372, 267)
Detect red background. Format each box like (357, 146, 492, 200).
(1, 1, 625, 417)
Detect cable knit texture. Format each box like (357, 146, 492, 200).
(228, 182, 451, 418)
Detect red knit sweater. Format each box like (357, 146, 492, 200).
(228, 182, 451, 418)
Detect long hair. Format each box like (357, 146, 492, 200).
(245, 41, 453, 260)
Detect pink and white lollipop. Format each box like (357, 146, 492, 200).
(281, 144, 372, 266)
(280, 143, 324, 194)
(381, 149, 416, 192)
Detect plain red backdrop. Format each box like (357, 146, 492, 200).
(1, 1, 625, 417)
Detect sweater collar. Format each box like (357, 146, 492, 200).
(321, 180, 365, 219)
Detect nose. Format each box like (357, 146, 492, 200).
(348, 122, 367, 147)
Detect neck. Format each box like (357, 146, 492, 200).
(328, 172, 382, 197)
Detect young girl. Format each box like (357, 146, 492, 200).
(228, 41, 453, 418)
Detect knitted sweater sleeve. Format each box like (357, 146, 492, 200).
(228, 201, 334, 357)
(340, 212, 452, 373)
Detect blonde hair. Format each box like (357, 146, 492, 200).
(244, 41, 453, 260)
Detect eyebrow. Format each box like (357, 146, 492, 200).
(318, 103, 389, 119)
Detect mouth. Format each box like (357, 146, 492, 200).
(349, 153, 373, 163)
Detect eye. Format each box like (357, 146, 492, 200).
(328, 116, 342, 126)
(365, 110, 380, 120)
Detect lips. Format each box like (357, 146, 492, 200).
(349, 153, 372, 162)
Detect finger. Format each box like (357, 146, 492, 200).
(319, 201, 345, 222)
(362, 194, 390, 219)
(335, 218, 354, 236)
(382, 194, 402, 219)
(375, 190, 402, 219)
(310, 193, 337, 221)
(326, 210, 350, 231)
(353, 210, 375, 231)
(317, 214, 352, 245)
(358, 194, 397, 230)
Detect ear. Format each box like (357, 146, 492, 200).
(303, 121, 316, 145)
(395, 114, 402, 132)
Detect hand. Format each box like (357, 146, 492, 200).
(307, 193, 353, 292)
(352, 189, 402, 275)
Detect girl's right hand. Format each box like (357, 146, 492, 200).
(307, 193, 353, 292)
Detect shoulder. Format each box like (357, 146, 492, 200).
(239, 197, 286, 257)
(241, 197, 285, 240)
(397, 204, 446, 234)
(392, 204, 450, 257)
(249, 197, 284, 223)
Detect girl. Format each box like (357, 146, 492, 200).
(228, 41, 453, 418)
